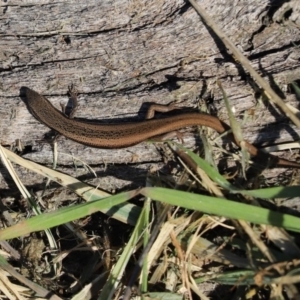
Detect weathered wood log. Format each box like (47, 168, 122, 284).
(1, 0, 300, 191)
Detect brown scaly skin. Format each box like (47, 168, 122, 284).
(20, 86, 300, 169)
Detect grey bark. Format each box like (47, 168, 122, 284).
(1, 0, 300, 191)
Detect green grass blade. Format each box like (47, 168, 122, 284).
(141, 187, 300, 233)
(174, 144, 300, 199)
(99, 201, 149, 300)
(0, 190, 138, 240)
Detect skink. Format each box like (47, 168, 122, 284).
(21, 87, 300, 169)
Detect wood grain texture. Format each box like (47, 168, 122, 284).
(1, 0, 300, 191)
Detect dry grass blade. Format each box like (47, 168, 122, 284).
(1, 146, 140, 225)
(188, 0, 300, 128)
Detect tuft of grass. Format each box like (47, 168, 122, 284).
(2, 137, 300, 299)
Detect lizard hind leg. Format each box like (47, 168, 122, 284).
(146, 103, 185, 143)
(146, 103, 179, 119)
